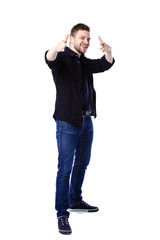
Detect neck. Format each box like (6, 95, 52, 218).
(69, 45, 81, 57)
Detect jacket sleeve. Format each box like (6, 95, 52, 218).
(86, 55, 115, 74)
(44, 50, 62, 70)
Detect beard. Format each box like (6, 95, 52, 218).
(74, 43, 88, 54)
(74, 44, 83, 54)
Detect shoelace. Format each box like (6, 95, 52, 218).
(60, 217, 69, 226)
(81, 200, 90, 207)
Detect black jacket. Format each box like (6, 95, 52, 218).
(45, 47, 115, 127)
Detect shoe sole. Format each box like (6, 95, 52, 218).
(59, 230, 72, 235)
(69, 208, 99, 212)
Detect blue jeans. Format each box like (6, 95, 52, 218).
(55, 116, 93, 217)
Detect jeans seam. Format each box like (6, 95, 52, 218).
(72, 133, 82, 204)
(58, 121, 62, 165)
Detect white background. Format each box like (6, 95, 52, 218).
(0, 0, 160, 239)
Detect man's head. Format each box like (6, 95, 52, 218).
(69, 23, 91, 55)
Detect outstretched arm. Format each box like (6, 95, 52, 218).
(46, 34, 69, 61)
(98, 36, 113, 64)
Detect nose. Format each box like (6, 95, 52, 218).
(84, 39, 89, 45)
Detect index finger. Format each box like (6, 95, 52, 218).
(98, 36, 103, 44)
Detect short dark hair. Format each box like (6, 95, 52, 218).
(70, 23, 90, 37)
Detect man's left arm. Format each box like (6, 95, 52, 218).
(98, 36, 113, 64)
(86, 37, 115, 73)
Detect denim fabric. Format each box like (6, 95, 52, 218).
(55, 116, 93, 217)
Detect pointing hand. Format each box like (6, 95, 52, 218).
(98, 36, 111, 53)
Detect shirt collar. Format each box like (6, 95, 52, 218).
(65, 47, 85, 58)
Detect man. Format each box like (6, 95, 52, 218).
(45, 23, 115, 235)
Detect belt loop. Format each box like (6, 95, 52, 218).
(82, 111, 91, 117)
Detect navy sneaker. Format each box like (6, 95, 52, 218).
(69, 200, 99, 212)
(58, 216, 72, 235)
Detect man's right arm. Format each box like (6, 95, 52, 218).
(46, 34, 69, 61)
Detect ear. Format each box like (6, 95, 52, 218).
(69, 35, 74, 45)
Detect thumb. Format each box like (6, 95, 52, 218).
(64, 33, 69, 43)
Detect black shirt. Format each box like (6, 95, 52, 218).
(76, 54, 91, 111)
(45, 47, 115, 127)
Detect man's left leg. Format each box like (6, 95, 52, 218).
(69, 116, 99, 212)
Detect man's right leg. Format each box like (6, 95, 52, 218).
(55, 120, 81, 219)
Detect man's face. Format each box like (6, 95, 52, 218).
(70, 30, 91, 54)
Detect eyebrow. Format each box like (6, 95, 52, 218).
(80, 35, 91, 40)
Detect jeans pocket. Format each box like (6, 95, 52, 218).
(56, 120, 80, 135)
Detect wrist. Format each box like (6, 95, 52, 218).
(105, 51, 113, 63)
(46, 48, 58, 61)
